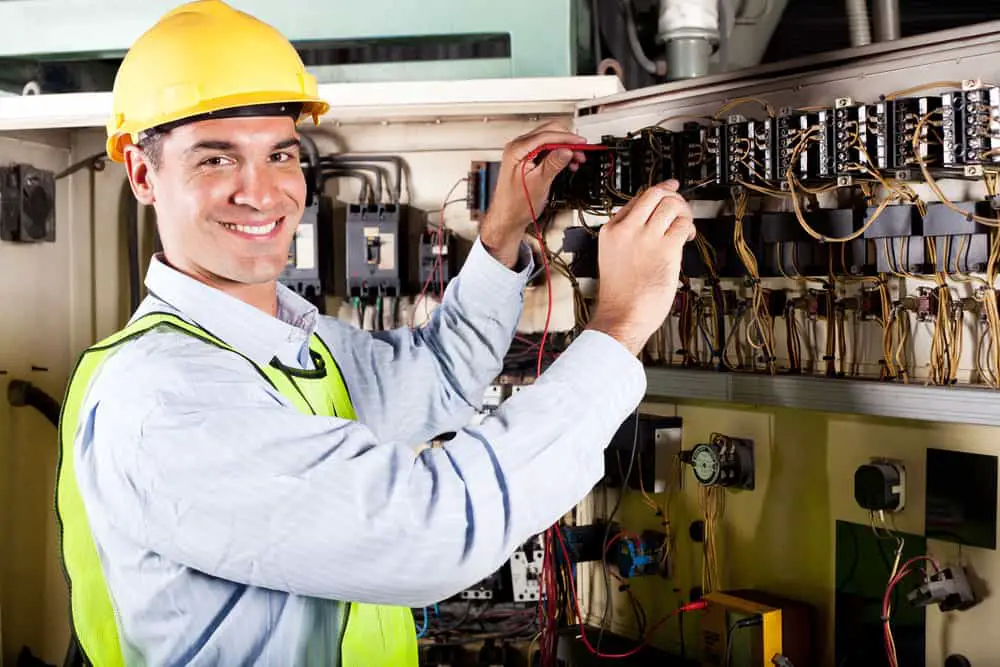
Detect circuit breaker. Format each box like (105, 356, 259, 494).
(509, 536, 544, 602)
(279, 201, 322, 300)
(0, 163, 55, 243)
(345, 203, 408, 298)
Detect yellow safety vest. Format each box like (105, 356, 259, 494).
(55, 311, 418, 666)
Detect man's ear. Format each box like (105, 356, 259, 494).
(123, 144, 156, 206)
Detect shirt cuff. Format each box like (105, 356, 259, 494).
(456, 237, 534, 302)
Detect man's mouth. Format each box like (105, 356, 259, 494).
(219, 217, 284, 238)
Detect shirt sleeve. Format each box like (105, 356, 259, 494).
(77, 327, 646, 608)
(322, 236, 533, 446)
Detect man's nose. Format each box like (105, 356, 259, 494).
(232, 164, 280, 211)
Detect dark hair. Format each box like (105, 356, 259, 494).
(136, 130, 167, 171)
(133, 102, 303, 170)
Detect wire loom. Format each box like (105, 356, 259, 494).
(539, 80, 1000, 389)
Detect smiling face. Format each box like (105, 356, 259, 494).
(123, 114, 305, 313)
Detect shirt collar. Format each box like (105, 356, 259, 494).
(141, 254, 318, 368)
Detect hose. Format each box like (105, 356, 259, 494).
(320, 169, 375, 204)
(326, 155, 405, 203)
(7, 379, 60, 428)
(622, 0, 661, 75)
(322, 160, 386, 203)
(845, 0, 872, 47)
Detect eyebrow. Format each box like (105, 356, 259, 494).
(186, 137, 301, 155)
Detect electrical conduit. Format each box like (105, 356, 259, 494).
(658, 0, 719, 79)
(845, 0, 872, 47)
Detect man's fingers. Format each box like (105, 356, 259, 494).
(616, 182, 685, 230)
(664, 215, 696, 244)
(605, 180, 680, 226)
(643, 196, 693, 237)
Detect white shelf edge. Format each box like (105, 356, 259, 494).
(644, 367, 1000, 426)
(0, 76, 623, 133)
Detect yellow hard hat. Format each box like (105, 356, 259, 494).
(105, 0, 329, 162)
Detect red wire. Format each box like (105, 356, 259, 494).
(552, 519, 706, 659)
(520, 158, 553, 378)
(520, 144, 611, 666)
(556, 527, 707, 658)
(881, 555, 941, 667)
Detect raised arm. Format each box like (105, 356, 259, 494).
(336, 121, 596, 445)
(76, 183, 694, 608)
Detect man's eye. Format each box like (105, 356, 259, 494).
(201, 156, 230, 167)
(271, 151, 295, 163)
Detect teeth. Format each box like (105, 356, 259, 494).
(222, 220, 279, 235)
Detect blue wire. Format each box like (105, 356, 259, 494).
(416, 607, 429, 638)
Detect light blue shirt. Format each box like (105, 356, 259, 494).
(74, 236, 647, 666)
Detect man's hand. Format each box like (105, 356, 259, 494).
(585, 181, 697, 356)
(480, 121, 589, 268)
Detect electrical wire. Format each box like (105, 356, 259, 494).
(882, 555, 942, 667)
(411, 177, 468, 327)
(699, 485, 725, 594)
(594, 413, 640, 653)
(522, 143, 612, 667)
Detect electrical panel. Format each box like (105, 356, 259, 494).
(0, 164, 55, 243)
(345, 203, 408, 299)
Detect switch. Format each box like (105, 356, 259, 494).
(365, 235, 381, 265)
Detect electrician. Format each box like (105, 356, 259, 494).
(55, 1, 696, 665)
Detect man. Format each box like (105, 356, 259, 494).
(56, 1, 696, 665)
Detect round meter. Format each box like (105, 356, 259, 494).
(690, 443, 723, 486)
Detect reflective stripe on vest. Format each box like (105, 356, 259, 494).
(55, 311, 418, 666)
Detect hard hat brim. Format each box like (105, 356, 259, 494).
(106, 94, 330, 163)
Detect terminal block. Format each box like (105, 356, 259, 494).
(942, 84, 1000, 175)
(725, 114, 776, 187)
(776, 107, 835, 184)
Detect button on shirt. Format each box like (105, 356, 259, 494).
(74, 237, 647, 666)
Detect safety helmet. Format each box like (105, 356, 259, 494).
(105, 0, 329, 162)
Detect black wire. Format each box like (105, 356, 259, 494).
(596, 409, 640, 650)
(679, 611, 686, 659)
(724, 618, 761, 667)
(297, 133, 323, 207)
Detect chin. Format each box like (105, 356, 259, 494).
(218, 258, 287, 286)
